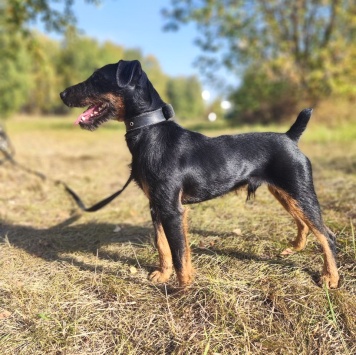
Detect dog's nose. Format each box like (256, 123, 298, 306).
(60, 90, 68, 101)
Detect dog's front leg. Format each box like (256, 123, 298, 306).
(159, 206, 193, 288)
(148, 205, 173, 283)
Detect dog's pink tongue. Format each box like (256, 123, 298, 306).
(74, 106, 96, 125)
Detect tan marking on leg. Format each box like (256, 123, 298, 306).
(310, 228, 339, 289)
(268, 186, 309, 251)
(176, 208, 194, 287)
(149, 222, 173, 283)
(268, 185, 339, 288)
(293, 219, 309, 251)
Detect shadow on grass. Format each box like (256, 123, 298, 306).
(0, 215, 152, 274)
(191, 228, 321, 285)
(0, 216, 321, 287)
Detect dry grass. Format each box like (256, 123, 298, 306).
(1, 116, 355, 354)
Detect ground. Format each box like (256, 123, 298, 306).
(0, 116, 355, 354)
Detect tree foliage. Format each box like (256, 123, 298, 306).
(1, 0, 99, 34)
(0, 0, 205, 120)
(0, 11, 32, 116)
(167, 76, 205, 119)
(163, 0, 356, 122)
(0, 30, 204, 119)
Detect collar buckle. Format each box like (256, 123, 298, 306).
(125, 104, 175, 132)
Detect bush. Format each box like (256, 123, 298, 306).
(229, 65, 302, 124)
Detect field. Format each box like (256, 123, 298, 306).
(0, 115, 355, 354)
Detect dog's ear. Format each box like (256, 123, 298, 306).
(116, 60, 142, 88)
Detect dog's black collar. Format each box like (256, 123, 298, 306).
(125, 104, 175, 132)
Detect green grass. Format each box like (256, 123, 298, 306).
(0, 115, 355, 354)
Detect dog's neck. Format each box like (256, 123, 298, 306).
(124, 104, 175, 132)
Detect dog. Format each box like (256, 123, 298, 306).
(60, 59, 339, 289)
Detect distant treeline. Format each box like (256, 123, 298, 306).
(2, 0, 356, 125)
(0, 28, 205, 120)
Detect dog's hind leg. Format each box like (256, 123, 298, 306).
(268, 184, 339, 288)
(268, 186, 309, 251)
(310, 226, 338, 288)
(148, 205, 173, 283)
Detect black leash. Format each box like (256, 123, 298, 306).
(0, 125, 132, 212)
(1, 105, 174, 212)
(62, 175, 133, 212)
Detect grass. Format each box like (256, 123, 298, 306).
(351, 220, 356, 260)
(1, 115, 355, 354)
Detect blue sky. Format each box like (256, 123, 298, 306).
(36, 0, 236, 98)
(69, 0, 200, 76)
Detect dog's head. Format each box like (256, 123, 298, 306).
(60, 60, 165, 131)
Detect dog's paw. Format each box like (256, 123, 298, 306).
(148, 270, 172, 283)
(320, 273, 340, 289)
(177, 270, 195, 289)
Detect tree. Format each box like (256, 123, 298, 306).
(163, 0, 356, 121)
(1, 0, 99, 34)
(229, 64, 301, 123)
(59, 28, 103, 88)
(0, 0, 95, 117)
(166, 76, 204, 120)
(142, 55, 169, 102)
(0, 0, 206, 119)
(99, 41, 125, 66)
(0, 10, 33, 117)
(23, 33, 61, 114)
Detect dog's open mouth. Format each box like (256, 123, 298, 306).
(74, 102, 112, 130)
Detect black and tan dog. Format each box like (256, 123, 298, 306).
(60, 60, 339, 289)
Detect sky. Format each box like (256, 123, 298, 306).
(35, 0, 236, 99)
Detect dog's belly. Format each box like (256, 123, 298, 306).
(182, 185, 247, 204)
(181, 173, 249, 204)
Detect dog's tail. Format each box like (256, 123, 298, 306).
(285, 108, 313, 143)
